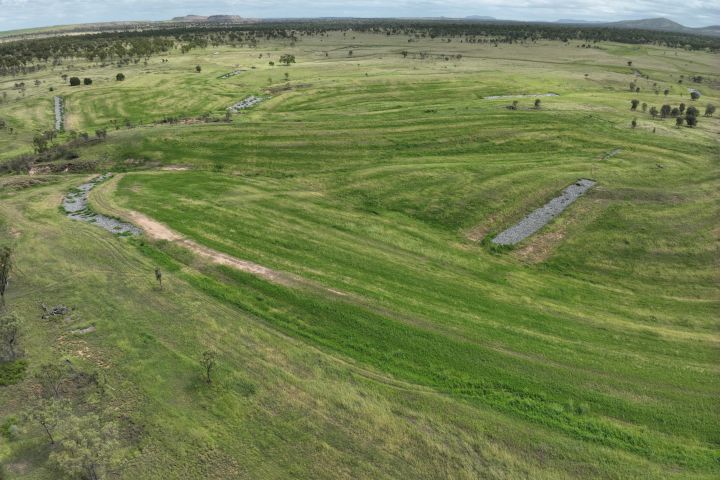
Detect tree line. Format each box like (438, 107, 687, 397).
(1, 20, 718, 76)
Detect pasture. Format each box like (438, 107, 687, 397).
(0, 30, 718, 479)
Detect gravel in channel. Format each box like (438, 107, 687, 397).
(63, 174, 142, 236)
(227, 96, 264, 112)
(492, 179, 595, 245)
(54, 96, 64, 131)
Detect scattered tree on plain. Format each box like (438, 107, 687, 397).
(0, 246, 11, 306)
(201, 350, 217, 384)
(49, 413, 121, 480)
(679, 102, 686, 114)
(0, 310, 22, 361)
(649, 106, 658, 118)
(630, 99, 639, 110)
(25, 398, 70, 444)
(685, 114, 697, 127)
(195, 65, 202, 72)
(154, 267, 162, 289)
(690, 91, 700, 101)
(705, 104, 716, 117)
(69, 77, 80, 86)
(660, 104, 671, 118)
(279, 54, 295, 66)
(83, 78, 92, 85)
(641, 102, 647, 112)
(534, 99, 541, 109)
(116, 73, 125, 81)
(676, 116, 684, 128)
(686, 106, 699, 117)
(631, 118, 637, 129)
(35, 363, 67, 398)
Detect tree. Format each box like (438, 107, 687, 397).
(0, 310, 21, 361)
(25, 398, 70, 444)
(663, 89, 669, 96)
(627, 60, 632, 66)
(690, 91, 700, 101)
(49, 413, 121, 480)
(631, 118, 637, 129)
(401, 50, 408, 58)
(671, 107, 679, 117)
(686, 106, 699, 117)
(35, 363, 67, 398)
(83, 78, 92, 85)
(649, 106, 658, 118)
(201, 350, 217, 384)
(116, 73, 125, 81)
(629, 81, 635, 91)
(154, 267, 162, 289)
(95, 128, 107, 139)
(195, 65, 202, 72)
(676, 116, 684, 128)
(630, 99, 639, 110)
(641, 102, 647, 113)
(69, 77, 80, 86)
(660, 104, 671, 118)
(534, 99, 541, 109)
(679, 102, 686, 114)
(705, 104, 716, 117)
(279, 54, 295, 66)
(0, 246, 11, 306)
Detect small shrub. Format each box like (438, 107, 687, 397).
(69, 77, 81, 86)
(83, 78, 92, 85)
(0, 359, 28, 386)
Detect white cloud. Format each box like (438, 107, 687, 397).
(0, 0, 718, 30)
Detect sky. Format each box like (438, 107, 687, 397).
(0, 0, 718, 31)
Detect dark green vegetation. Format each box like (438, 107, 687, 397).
(2, 19, 719, 76)
(0, 24, 718, 480)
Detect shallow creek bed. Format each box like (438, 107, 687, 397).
(62, 174, 142, 235)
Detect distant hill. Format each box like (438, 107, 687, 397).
(553, 17, 720, 37)
(464, 16, 496, 21)
(170, 15, 256, 24)
(555, 19, 602, 24)
(606, 18, 689, 31)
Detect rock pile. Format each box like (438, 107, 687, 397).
(493, 179, 596, 245)
(227, 96, 263, 113)
(54, 96, 64, 131)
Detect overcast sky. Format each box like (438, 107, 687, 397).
(1, 0, 718, 31)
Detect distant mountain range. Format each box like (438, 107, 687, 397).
(168, 14, 719, 37)
(556, 17, 720, 36)
(460, 16, 720, 37)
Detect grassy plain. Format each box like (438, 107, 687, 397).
(0, 31, 719, 479)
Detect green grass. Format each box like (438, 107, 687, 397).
(0, 32, 719, 479)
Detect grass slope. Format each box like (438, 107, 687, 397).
(0, 32, 719, 479)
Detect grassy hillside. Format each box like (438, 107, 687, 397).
(0, 31, 718, 479)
